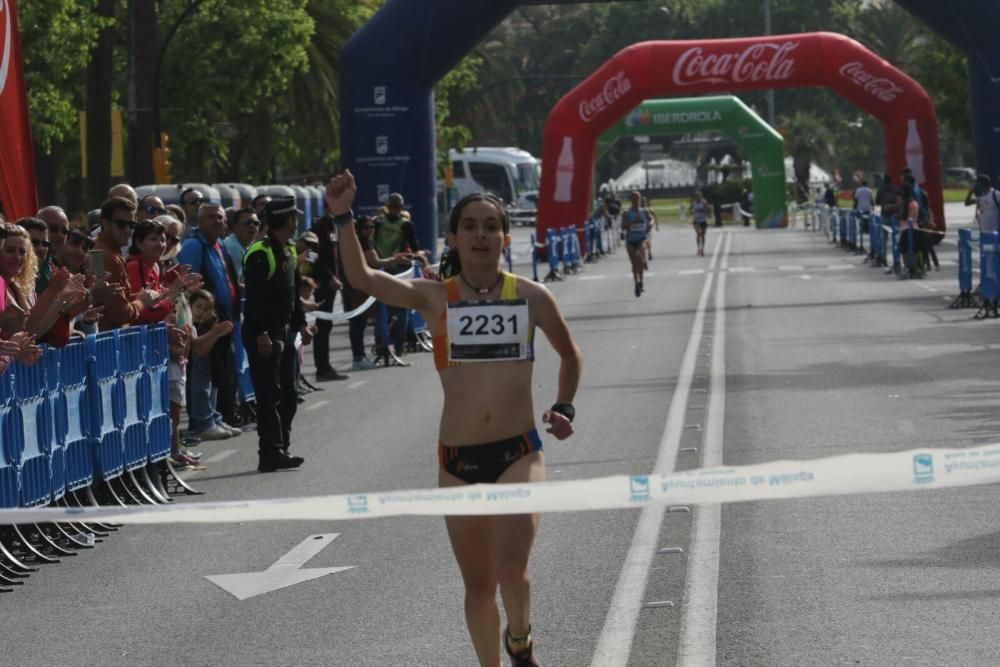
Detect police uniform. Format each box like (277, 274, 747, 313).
(241, 198, 307, 470)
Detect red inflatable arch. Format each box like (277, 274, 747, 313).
(538, 32, 943, 240)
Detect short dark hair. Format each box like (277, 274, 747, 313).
(180, 187, 203, 206)
(232, 206, 256, 228)
(100, 196, 137, 222)
(16, 217, 47, 235)
(129, 219, 166, 255)
(976, 174, 992, 188)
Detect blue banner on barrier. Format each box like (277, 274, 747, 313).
(981, 231, 999, 300)
(958, 228, 973, 293)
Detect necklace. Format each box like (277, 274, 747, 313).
(459, 271, 504, 296)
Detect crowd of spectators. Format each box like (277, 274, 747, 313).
(0, 184, 429, 474)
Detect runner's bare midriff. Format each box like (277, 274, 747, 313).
(438, 361, 535, 446)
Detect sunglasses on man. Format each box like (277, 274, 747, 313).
(111, 217, 136, 230)
(145, 205, 168, 216)
(67, 231, 94, 250)
(184, 197, 207, 207)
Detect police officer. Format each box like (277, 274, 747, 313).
(242, 197, 311, 472)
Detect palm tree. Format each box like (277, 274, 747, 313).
(851, 1, 924, 67)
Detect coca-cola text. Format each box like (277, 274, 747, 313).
(838, 62, 904, 102)
(672, 42, 799, 87)
(578, 71, 632, 122)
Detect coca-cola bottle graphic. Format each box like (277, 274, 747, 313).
(905, 119, 925, 183)
(554, 137, 574, 202)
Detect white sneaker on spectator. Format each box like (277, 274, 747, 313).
(352, 357, 377, 371)
(219, 422, 242, 437)
(195, 424, 234, 441)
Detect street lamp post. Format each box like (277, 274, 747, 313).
(764, 0, 776, 125)
(153, 0, 206, 148)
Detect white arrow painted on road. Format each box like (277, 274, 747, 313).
(205, 534, 356, 600)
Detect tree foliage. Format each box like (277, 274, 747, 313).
(19, 0, 110, 152)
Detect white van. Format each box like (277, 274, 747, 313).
(449, 147, 539, 226)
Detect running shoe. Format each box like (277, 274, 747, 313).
(219, 422, 242, 437)
(192, 424, 233, 441)
(505, 629, 540, 667)
(174, 453, 205, 470)
(180, 447, 202, 460)
(351, 357, 377, 371)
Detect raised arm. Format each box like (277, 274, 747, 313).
(325, 171, 438, 314)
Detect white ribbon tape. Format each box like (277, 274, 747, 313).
(308, 296, 376, 322)
(5, 443, 1000, 524)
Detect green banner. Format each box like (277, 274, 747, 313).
(597, 96, 787, 228)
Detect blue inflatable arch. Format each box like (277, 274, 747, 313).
(340, 0, 999, 258)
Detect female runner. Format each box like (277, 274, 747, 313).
(328, 171, 581, 667)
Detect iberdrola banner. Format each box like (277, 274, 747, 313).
(0, 0, 37, 220)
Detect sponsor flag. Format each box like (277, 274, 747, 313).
(0, 0, 37, 219)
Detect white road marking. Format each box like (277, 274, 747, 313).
(579, 274, 607, 281)
(305, 400, 331, 412)
(727, 267, 754, 273)
(800, 275, 812, 280)
(826, 264, 854, 270)
(778, 265, 804, 271)
(591, 232, 729, 667)
(677, 232, 729, 666)
(913, 281, 939, 293)
(347, 381, 367, 390)
(205, 534, 356, 601)
(679, 269, 705, 276)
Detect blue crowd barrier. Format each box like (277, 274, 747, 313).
(839, 209, 848, 246)
(980, 232, 999, 301)
(958, 229, 973, 294)
(59, 340, 92, 491)
(12, 348, 54, 507)
(546, 228, 561, 278)
(45, 346, 66, 502)
(117, 328, 150, 472)
(86, 331, 125, 483)
(144, 324, 172, 463)
(0, 362, 17, 508)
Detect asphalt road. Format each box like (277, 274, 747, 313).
(10, 202, 1000, 666)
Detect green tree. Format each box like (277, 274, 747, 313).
(157, 0, 314, 182)
(435, 55, 482, 171)
(19, 0, 109, 152)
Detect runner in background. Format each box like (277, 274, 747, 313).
(690, 190, 709, 257)
(623, 191, 651, 297)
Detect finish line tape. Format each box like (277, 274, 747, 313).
(4, 443, 1000, 524)
(308, 296, 376, 322)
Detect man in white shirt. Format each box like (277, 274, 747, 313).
(854, 180, 875, 215)
(966, 175, 1000, 234)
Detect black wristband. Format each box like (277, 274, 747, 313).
(550, 402, 575, 423)
(332, 210, 354, 227)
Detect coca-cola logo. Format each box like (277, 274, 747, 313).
(578, 71, 632, 122)
(838, 62, 903, 102)
(672, 42, 799, 87)
(0, 0, 11, 96)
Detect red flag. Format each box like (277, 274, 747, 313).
(0, 0, 37, 220)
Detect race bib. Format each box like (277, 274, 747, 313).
(446, 299, 530, 362)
